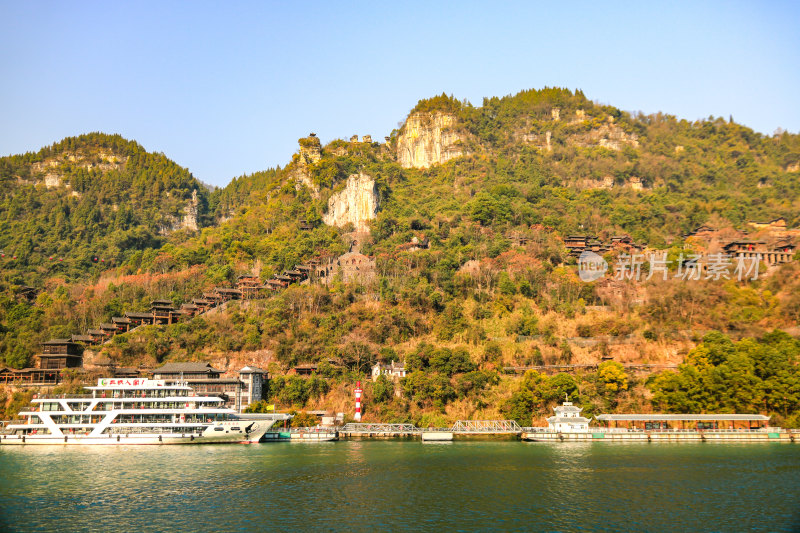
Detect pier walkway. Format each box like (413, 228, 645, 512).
(338, 420, 522, 439)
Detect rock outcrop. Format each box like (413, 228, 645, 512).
(291, 135, 322, 197)
(181, 189, 200, 231)
(322, 172, 379, 231)
(396, 112, 466, 168)
(31, 150, 127, 189)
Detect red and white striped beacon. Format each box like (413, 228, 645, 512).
(354, 381, 363, 421)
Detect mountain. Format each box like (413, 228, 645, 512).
(2, 89, 799, 427)
(0, 132, 212, 285)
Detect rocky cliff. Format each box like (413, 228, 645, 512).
(396, 112, 466, 168)
(322, 172, 379, 231)
(29, 150, 127, 189)
(291, 135, 322, 197)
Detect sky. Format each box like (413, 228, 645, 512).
(1, 1, 799, 188)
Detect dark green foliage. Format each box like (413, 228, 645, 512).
(267, 375, 330, 408)
(502, 370, 580, 425)
(0, 133, 211, 285)
(372, 375, 393, 404)
(649, 331, 800, 424)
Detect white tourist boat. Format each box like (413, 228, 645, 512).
(0, 378, 287, 445)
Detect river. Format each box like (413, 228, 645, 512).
(1, 441, 798, 532)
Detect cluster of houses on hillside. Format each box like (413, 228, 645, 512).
(0, 341, 267, 411)
(564, 234, 645, 257)
(684, 217, 797, 267)
(562, 217, 797, 268)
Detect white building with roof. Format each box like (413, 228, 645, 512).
(547, 401, 591, 432)
(371, 361, 406, 381)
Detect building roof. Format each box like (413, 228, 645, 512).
(553, 403, 582, 413)
(595, 414, 770, 422)
(547, 416, 591, 425)
(154, 362, 223, 374)
(215, 288, 242, 294)
(125, 311, 154, 319)
(42, 339, 75, 345)
(239, 366, 266, 374)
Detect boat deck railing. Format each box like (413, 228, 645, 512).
(289, 427, 338, 433)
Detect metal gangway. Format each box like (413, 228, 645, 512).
(339, 423, 420, 434)
(450, 420, 522, 434)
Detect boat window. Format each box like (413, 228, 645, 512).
(214, 427, 224, 431)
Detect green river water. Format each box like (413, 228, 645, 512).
(0, 441, 798, 532)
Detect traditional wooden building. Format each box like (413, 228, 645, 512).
(214, 288, 242, 302)
(180, 303, 200, 317)
(70, 334, 97, 345)
(723, 240, 793, 266)
(295, 264, 313, 278)
(290, 364, 318, 376)
(151, 299, 181, 324)
(111, 316, 133, 333)
(203, 292, 223, 305)
(191, 298, 214, 313)
(99, 323, 118, 336)
(36, 339, 84, 370)
(236, 275, 264, 299)
(265, 279, 288, 291)
(124, 311, 155, 327)
(86, 329, 108, 343)
(565, 235, 592, 250)
(0, 367, 61, 385)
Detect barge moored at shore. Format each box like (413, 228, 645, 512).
(521, 404, 793, 442)
(0, 378, 286, 445)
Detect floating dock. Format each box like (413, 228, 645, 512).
(338, 421, 523, 440)
(421, 432, 453, 441)
(521, 429, 797, 442)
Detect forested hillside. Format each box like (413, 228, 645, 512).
(0, 133, 212, 285)
(2, 88, 799, 426)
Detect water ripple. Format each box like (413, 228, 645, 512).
(0, 442, 798, 532)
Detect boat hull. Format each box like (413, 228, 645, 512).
(0, 419, 276, 445)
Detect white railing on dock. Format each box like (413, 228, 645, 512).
(339, 423, 419, 433)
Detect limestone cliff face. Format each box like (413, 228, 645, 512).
(181, 189, 200, 231)
(396, 112, 466, 168)
(30, 150, 126, 189)
(322, 172, 379, 231)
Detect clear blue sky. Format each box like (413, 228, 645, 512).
(1, 1, 798, 187)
